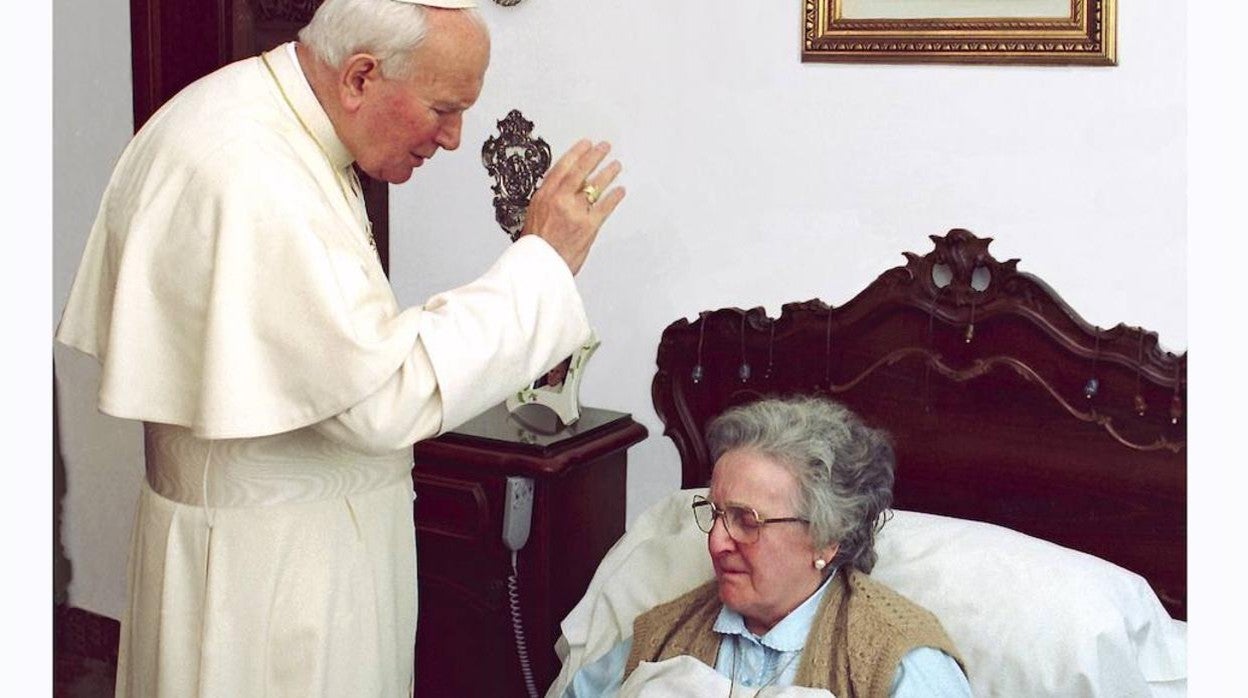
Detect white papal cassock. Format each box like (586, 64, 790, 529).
(57, 42, 591, 697)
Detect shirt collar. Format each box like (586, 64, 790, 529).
(712, 570, 838, 653)
(262, 42, 355, 170)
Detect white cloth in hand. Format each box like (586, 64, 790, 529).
(619, 656, 835, 698)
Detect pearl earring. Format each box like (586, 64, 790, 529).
(813, 559, 826, 570)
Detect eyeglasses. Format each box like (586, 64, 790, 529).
(691, 495, 809, 544)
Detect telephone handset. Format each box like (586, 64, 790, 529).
(503, 476, 539, 698)
(502, 476, 534, 552)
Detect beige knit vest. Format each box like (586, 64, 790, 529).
(625, 568, 965, 698)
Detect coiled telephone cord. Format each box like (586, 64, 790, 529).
(508, 552, 539, 698)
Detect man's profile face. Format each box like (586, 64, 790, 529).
(353, 14, 489, 184)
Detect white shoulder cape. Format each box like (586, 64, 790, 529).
(57, 45, 589, 439)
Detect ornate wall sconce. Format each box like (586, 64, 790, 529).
(481, 109, 552, 241)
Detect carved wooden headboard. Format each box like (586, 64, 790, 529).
(651, 229, 1186, 619)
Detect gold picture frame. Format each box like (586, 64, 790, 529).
(803, 0, 1116, 65)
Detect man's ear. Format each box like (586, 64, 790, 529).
(338, 53, 383, 113)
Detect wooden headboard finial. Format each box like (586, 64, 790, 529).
(903, 228, 1020, 307)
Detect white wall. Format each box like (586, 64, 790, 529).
(391, 2, 1186, 524)
(54, 1, 1186, 619)
(53, 0, 138, 620)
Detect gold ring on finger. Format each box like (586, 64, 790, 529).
(580, 182, 601, 205)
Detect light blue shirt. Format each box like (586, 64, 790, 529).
(565, 573, 972, 697)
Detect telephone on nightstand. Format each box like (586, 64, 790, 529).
(503, 476, 538, 698)
(503, 475, 534, 553)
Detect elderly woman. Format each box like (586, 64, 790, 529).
(565, 396, 971, 697)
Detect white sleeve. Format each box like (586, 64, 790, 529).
(310, 343, 445, 453)
(312, 235, 592, 453)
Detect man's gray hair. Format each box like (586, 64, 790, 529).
(298, 0, 486, 79)
(706, 395, 896, 573)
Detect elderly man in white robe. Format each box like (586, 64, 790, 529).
(55, 0, 625, 695)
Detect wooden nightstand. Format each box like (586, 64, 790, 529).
(411, 405, 647, 697)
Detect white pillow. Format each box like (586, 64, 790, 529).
(548, 487, 714, 697)
(547, 488, 1186, 698)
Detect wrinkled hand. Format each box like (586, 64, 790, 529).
(523, 139, 625, 275)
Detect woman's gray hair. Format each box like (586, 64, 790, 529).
(298, 0, 487, 79)
(706, 395, 895, 573)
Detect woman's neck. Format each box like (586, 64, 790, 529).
(743, 573, 830, 636)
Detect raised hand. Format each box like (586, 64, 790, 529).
(522, 139, 626, 275)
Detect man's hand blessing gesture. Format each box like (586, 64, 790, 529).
(523, 139, 625, 275)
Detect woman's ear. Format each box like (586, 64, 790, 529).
(817, 542, 840, 568)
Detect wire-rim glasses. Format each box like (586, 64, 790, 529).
(691, 494, 809, 544)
